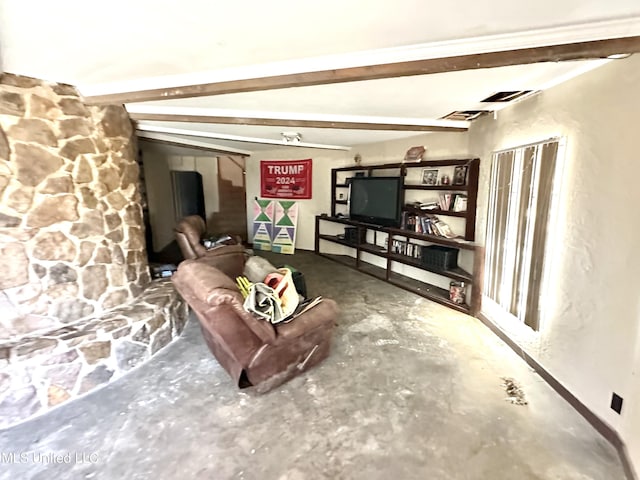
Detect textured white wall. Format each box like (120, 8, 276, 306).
(141, 145, 175, 252)
(468, 55, 640, 471)
(354, 131, 470, 165)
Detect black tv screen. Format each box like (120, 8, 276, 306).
(349, 177, 402, 227)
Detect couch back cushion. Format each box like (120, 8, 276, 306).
(178, 258, 238, 293)
(197, 244, 247, 279)
(175, 215, 208, 259)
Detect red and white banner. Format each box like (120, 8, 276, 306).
(260, 159, 312, 199)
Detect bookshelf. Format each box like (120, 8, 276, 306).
(319, 158, 483, 315)
(329, 158, 479, 241)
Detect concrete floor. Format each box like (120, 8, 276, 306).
(0, 251, 626, 480)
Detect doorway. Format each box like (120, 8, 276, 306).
(171, 170, 206, 222)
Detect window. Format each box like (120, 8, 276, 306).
(484, 139, 562, 330)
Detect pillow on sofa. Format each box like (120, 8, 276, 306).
(243, 256, 278, 283)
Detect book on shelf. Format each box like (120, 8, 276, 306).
(390, 239, 422, 260)
(400, 212, 457, 239)
(437, 193, 467, 213)
(405, 200, 439, 211)
(453, 195, 467, 212)
(429, 215, 457, 238)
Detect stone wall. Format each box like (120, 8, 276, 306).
(0, 73, 150, 339)
(0, 74, 189, 428)
(0, 279, 188, 428)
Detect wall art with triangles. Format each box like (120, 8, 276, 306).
(252, 198, 275, 251)
(251, 199, 299, 254)
(271, 200, 299, 254)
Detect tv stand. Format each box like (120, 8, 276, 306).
(317, 158, 483, 316)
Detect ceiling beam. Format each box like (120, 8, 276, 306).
(129, 112, 468, 132)
(84, 36, 640, 105)
(136, 124, 351, 151)
(136, 131, 252, 156)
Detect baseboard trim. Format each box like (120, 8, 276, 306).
(477, 312, 637, 480)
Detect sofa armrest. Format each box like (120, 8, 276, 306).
(207, 289, 277, 344)
(275, 298, 338, 341)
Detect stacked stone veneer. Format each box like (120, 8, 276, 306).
(0, 74, 187, 428)
(0, 280, 188, 428)
(0, 74, 148, 323)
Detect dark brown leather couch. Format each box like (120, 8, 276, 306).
(172, 247, 338, 392)
(175, 215, 243, 261)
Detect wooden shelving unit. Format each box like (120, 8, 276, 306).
(330, 158, 480, 241)
(319, 158, 483, 316)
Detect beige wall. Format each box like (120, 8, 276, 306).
(140, 142, 219, 252)
(245, 148, 350, 251)
(244, 133, 472, 252)
(468, 55, 640, 471)
(140, 144, 174, 252)
(354, 131, 470, 165)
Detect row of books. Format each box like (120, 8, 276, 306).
(438, 194, 467, 212)
(400, 212, 457, 238)
(405, 194, 467, 213)
(386, 238, 422, 260)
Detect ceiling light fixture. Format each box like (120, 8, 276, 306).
(281, 132, 302, 144)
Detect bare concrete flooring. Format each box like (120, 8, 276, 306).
(0, 251, 626, 480)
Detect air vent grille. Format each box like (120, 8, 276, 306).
(441, 110, 490, 121)
(481, 91, 534, 102)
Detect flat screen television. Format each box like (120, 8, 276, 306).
(349, 176, 403, 227)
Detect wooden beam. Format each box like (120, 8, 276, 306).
(84, 36, 640, 105)
(137, 132, 251, 156)
(129, 112, 467, 132)
(139, 137, 250, 156)
(136, 126, 351, 151)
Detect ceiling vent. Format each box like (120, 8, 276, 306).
(481, 91, 534, 102)
(441, 110, 490, 121)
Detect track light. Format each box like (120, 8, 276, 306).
(281, 132, 302, 144)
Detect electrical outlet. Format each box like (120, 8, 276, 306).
(611, 393, 623, 414)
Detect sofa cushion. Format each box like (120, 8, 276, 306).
(275, 298, 338, 341)
(196, 244, 247, 279)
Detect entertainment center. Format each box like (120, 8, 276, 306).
(314, 158, 483, 316)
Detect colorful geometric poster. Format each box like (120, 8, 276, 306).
(271, 201, 299, 254)
(252, 199, 274, 251)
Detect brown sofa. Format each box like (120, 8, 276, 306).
(174, 215, 209, 260)
(174, 215, 240, 261)
(172, 247, 338, 392)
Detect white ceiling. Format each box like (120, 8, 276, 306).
(1, 0, 639, 153)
